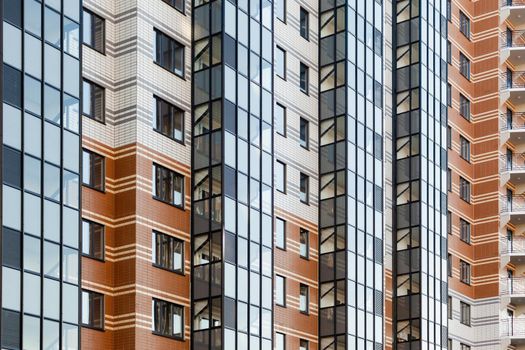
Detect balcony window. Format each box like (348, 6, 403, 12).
(275, 160, 286, 193)
(275, 47, 286, 79)
(300, 118, 309, 149)
(459, 53, 470, 79)
(152, 299, 183, 339)
(459, 94, 470, 120)
(460, 260, 471, 285)
(460, 136, 470, 161)
(275, 103, 286, 136)
(448, 253, 452, 277)
(459, 177, 470, 203)
(153, 96, 184, 142)
(460, 301, 471, 326)
(82, 79, 105, 123)
(300, 228, 309, 258)
(276, 217, 286, 249)
(154, 29, 184, 77)
(459, 11, 470, 39)
(448, 296, 452, 319)
(447, 41, 451, 64)
(299, 284, 308, 313)
(82, 149, 105, 191)
(300, 173, 309, 204)
(447, 83, 452, 107)
(300, 63, 309, 94)
(460, 218, 470, 244)
(83, 9, 105, 53)
(276, 333, 285, 350)
(82, 220, 104, 260)
(447, 211, 451, 234)
(82, 290, 104, 329)
(152, 164, 185, 208)
(153, 231, 184, 273)
(447, 0, 451, 21)
(300, 8, 309, 40)
(276, 275, 285, 306)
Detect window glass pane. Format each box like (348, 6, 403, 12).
(2, 309, 20, 349)
(24, 155, 41, 194)
(44, 241, 60, 278)
(63, 54, 80, 97)
(4, 64, 22, 107)
(24, 193, 41, 236)
(44, 122, 60, 164)
(44, 163, 60, 201)
(43, 278, 60, 319)
(63, 170, 79, 208)
(24, 235, 41, 273)
(3, 185, 21, 230)
(24, 75, 41, 114)
(44, 7, 61, 47)
(3, 22, 22, 69)
(4, 103, 22, 150)
(23, 315, 40, 350)
(44, 199, 60, 242)
(25, 0, 42, 36)
(63, 131, 79, 172)
(24, 112, 41, 156)
(44, 44, 60, 87)
(2, 267, 20, 310)
(63, 247, 78, 284)
(24, 34, 42, 79)
(44, 84, 61, 123)
(62, 283, 78, 323)
(62, 323, 78, 350)
(24, 273, 41, 315)
(43, 320, 59, 350)
(64, 94, 80, 132)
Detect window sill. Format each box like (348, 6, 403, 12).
(82, 253, 105, 263)
(83, 43, 106, 56)
(299, 310, 309, 315)
(152, 196, 185, 210)
(152, 263, 185, 276)
(300, 254, 309, 261)
(276, 245, 286, 251)
(82, 183, 106, 194)
(153, 128, 185, 146)
(82, 324, 105, 332)
(152, 331, 184, 341)
(276, 303, 286, 308)
(83, 113, 106, 125)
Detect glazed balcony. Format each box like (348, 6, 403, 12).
(501, 278, 525, 302)
(501, 71, 525, 108)
(501, 30, 525, 65)
(501, 236, 525, 264)
(502, 318, 525, 345)
(501, 112, 525, 145)
(501, 0, 525, 26)
(500, 153, 525, 186)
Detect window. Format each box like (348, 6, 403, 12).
(153, 164, 185, 208)
(447, 169, 452, 192)
(447, 83, 452, 107)
(154, 29, 184, 77)
(276, 275, 285, 306)
(448, 296, 452, 319)
(299, 118, 309, 149)
(460, 260, 471, 285)
(447, 41, 451, 64)
(460, 218, 471, 244)
(460, 136, 470, 161)
(459, 94, 470, 120)
(82, 290, 104, 329)
(447, 0, 451, 21)
(276, 332, 285, 350)
(276, 0, 285, 22)
(276, 217, 286, 249)
(459, 177, 470, 203)
(82, 79, 105, 122)
(300, 229, 309, 258)
(299, 284, 308, 313)
(153, 96, 184, 142)
(153, 231, 184, 273)
(460, 301, 471, 326)
(459, 53, 470, 79)
(448, 253, 452, 277)
(448, 339, 453, 349)
(459, 11, 470, 39)
(300, 63, 309, 93)
(275, 103, 286, 136)
(300, 339, 308, 350)
(82, 220, 104, 260)
(275, 160, 286, 193)
(447, 211, 451, 234)
(300, 8, 309, 40)
(82, 149, 105, 190)
(152, 299, 183, 339)
(447, 126, 452, 149)
(460, 344, 471, 350)
(275, 47, 286, 79)
(300, 173, 309, 204)
(162, 0, 184, 13)
(83, 9, 105, 53)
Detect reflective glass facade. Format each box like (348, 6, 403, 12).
(1, 0, 81, 348)
(318, 0, 384, 348)
(191, 0, 274, 346)
(393, 0, 448, 348)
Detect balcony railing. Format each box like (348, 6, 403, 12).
(501, 71, 525, 89)
(500, 153, 525, 172)
(502, 0, 525, 6)
(501, 277, 525, 295)
(502, 318, 525, 337)
(501, 30, 525, 48)
(501, 236, 525, 254)
(501, 194, 525, 213)
(500, 113, 525, 131)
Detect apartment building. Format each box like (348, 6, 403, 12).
(0, 0, 521, 349)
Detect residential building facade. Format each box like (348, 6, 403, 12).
(0, 0, 517, 349)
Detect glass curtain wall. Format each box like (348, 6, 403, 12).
(318, 0, 384, 348)
(1, 0, 81, 349)
(393, 0, 448, 348)
(191, 0, 274, 346)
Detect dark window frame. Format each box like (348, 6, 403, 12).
(276, 160, 287, 193)
(153, 163, 185, 209)
(82, 148, 105, 191)
(152, 298, 184, 340)
(300, 172, 309, 204)
(459, 177, 470, 203)
(82, 219, 105, 261)
(153, 95, 185, 144)
(153, 230, 185, 275)
(154, 29, 185, 78)
(275, 46, 287, 80)
(460, 301, 471, 326)
(459, 135, 470, 162)
(275, 102, 287, 136)
(300, 62, 309, 94)
(460, 260, 471, 285)
(276, 217, 287, 250)
(83, 8, 106, 54)
(459, 94, 470, 121)
(82, 79, 105, 123)
(460, 218, 471, 244)
(300, 7, 309, 40)
(299, 117, 309, 149)
(162, 0, 185, 14)
(82, 289, 105, 330)
(299, 283, 309, 314)
(459, 11, 470, 39)
(299, 228, 309, 259)
(276, 274, 286, 307)
(459, 52, 470, 80)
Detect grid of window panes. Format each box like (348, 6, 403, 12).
(393, 0, 448, 348)
(191, 0, 274, 346)
(318, 0, 384, 348)
(2, 0, 81, 349)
